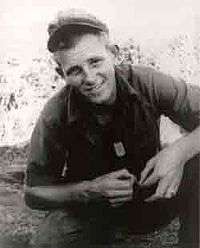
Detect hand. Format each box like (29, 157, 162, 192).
(139, 145, 185, 202)
(89, 169, 136, 207)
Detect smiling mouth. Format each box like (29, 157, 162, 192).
(86, 80, 105, 93)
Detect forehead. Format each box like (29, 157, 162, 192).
(55, 34, 109, 67)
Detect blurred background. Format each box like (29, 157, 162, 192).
(0, 0, 199, 247)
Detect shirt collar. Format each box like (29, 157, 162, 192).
(115, 65, 138, 104)
(67, 86, 80, 124)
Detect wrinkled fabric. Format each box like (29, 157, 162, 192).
(26, 65, 200, 187)
(27, 64, 200, 247)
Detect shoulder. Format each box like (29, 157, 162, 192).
(116, 63, 157, 78)
(39, 85, 71, 127)
(116, 64, 168, 89)
(117, 64, 177, 97)
(130, 65, 173, 90)
(116, 64, 164, 99)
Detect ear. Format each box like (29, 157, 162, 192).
(107, 44, 119, 65)
(55, 65, 65, 78)
(109, 44, 120, 57)
(53, 53, 65, 78)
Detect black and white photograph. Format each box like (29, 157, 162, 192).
(0, 0, 199, 247)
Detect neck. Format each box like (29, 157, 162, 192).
(92, 102, 117, 126)
(95, 112, 113, 126)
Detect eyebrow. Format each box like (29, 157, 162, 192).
(88, 56, 103, 63)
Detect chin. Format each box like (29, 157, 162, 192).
(90, 95, 113, 105)
(84, 88, 115, 105)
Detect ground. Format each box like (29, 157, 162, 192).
(0, 142, 181, 248)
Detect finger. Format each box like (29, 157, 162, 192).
(110, 179, 134, 190)
(110, 169, 132, 179)
(156, 176, 173, 196)
(140, 172, 159, 187)
(165, 178, 180, 199)
(119, 177, 136, 188)
(144, 176, 172, 202)
(144, 193, 161, 202)
(129, 174, 137, 186)
(165, 189, 177, 199)
(111, 202, 124, 208)
(109, 195, 133, 205)
(118, 173, 134, 181)
(105, 190, 133, 198)
(118, 175, 137, 189)
(139, 159, 155, 184)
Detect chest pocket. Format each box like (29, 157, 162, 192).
(62, 96, 160, 181)
(64, 122, 115, 181)
(113, 96, 160, 178)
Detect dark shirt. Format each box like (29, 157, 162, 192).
(25, 65, 200, 187)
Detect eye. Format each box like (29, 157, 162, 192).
(90, 58, 102, 67)
(66, 66, 82, 77)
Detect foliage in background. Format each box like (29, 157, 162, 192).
(0, 55, 65, 145)
(0, 33, 199, 146)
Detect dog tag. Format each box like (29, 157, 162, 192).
(113, 141, 126, 157)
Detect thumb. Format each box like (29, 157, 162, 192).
(129, 174, 137, 186)
(139, 159, 155, 184)
(141, 171, 159, 187)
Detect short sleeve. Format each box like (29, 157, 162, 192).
(133, 66, 200, 131)
(25, 107, 66, 187)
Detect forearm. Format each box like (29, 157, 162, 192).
(24, 169, 135, 210)
(24, 180, 92, 210)
(171, 125, 200, 163)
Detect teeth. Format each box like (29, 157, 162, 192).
(84, 81, 104, 93)
(94, 81, 103, 90)
(95, 84, 100, 90)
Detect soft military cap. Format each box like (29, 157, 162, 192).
(47, 9, 109, 52)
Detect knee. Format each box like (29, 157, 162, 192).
(31, 210, 84, 248)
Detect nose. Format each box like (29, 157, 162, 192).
(82, 65, 96, 85)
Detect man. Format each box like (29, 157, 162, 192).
(25, 9, 200, 248)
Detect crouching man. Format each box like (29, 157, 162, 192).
(24, 9, 200, 248)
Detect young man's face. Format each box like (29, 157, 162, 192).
(56, 34, 116, 105)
